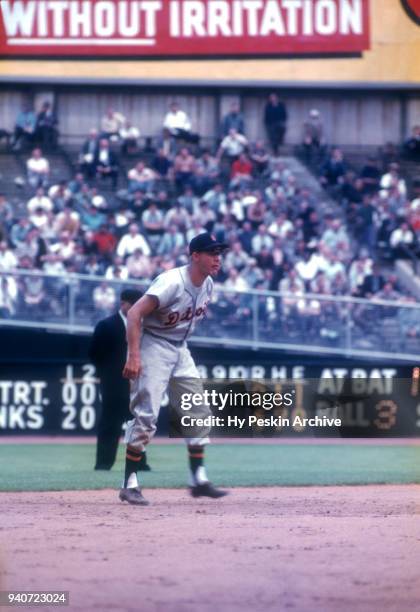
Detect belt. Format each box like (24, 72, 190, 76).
(143, 330, 185, 348)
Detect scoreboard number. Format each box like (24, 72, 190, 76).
(374, 400, 398, 430)
(60, 365, 98, 431)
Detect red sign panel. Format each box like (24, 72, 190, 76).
(0, 0, 370, 57)
(401, 0, 420, 25)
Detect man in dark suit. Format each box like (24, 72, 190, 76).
(264, 93, 288, 155)
(95, 138, 119, 189)
(36, 101, 59, 149)
(359, 263, 386, 298)
(89, 288, 151, 471)
(80, 128, 99, 179)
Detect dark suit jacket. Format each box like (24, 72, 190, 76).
(360, 274, 385, 297)
(82, 138, 99, 158)
(90, 312, 132, 428)
(37, 110, 58, 129)
(89, 312, 127, 378)
(94, 148, 118, 170)
(264, 102, 288, 126)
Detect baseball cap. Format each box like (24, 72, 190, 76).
(189, 232, 228, 255)
(120, 289, 142, 304)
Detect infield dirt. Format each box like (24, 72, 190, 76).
(0, 485, 419, 611)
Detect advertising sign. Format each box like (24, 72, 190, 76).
(0, 0, 370, 57)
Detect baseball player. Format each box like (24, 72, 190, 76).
(120, 233, 229, 505)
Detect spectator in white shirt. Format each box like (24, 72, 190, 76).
(93, 281, 117, 315)
(126, 248, 154, 279)
(53, 205, 80, 238)
(128, 161, 156, 193)
(41, 253, 66, 276)
(321, 218, 350, 252)
(390, 221, 415, 258)
(27, 148, 50, 189)
(224, 241, 251, 271)
(322, 252, 346, 283)
(0, 241, 18, 271)
(27, 187, 53, 214)
(164, 202, 191, 232)
(346, 259, 364, 294)
(141, 202, 164, 252)
(50, 231, 77, 262)
(163, 102, 199, 144)
(380, 163, 407, 199)
(220, 194, 245, 222)
(224, 267, 250, 292)
(202, 182, 227, 213)
(119, 118, 140, 155)
(48, 181, 72, 211)
(117, 223, 151, 259)
(105, 256, 129, 281)
(410, 196, 420, 213)
(279, 270, 305, 316)
(251, 225, 274, 255)
(217, 128, 248, 162)
(100, 107, 126, 141)
(0, 274, 17, 317)
(279, 269, 305, 294)
(95, 139, 119, 190)
(242, 258, 264, 288)
(193, 201, 216, 232)
(29, 207, 52, 236)
(295, 251, 319, 284)
(310, 271, 332, 294)
(15, 227, 46, 263)
(186, 219, 206, 243)
(268, 212, 294, 240)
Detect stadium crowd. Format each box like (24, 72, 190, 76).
(0, 98, 418, 347)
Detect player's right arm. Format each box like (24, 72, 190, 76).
(123, 295, 158, 379)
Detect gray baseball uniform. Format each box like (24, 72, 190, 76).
(124, 265, 213, 452)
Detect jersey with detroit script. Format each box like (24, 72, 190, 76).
(143, 265, 213, 342)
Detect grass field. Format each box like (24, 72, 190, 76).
(1, 442, 419, 491)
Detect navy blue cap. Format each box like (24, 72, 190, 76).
(189, 232, 228, 255)
(120, 289, 142, 304)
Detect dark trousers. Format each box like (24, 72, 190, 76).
(172, 128, 200, 144)
(96, 164, 118, 189)
(81, 161, 96, 180)
(12, 126, 35, 149)
(95, 378, 130, 469)
(266, 121, 286, 154)
(36, 126, 58, 149)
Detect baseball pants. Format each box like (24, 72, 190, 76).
(124, 332, 211, 452)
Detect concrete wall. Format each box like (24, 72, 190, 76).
(1, 86, 418, 147)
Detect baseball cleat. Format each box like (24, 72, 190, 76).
(190, 482, 228, 499)
(119, 487, 150, 505)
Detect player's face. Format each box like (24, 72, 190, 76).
(195, 251, 222, 277)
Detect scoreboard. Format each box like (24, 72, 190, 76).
(0, 359, 419, 437)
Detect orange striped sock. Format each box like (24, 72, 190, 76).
(124, 447, 144, 487)
(188, 445, 204, 477)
